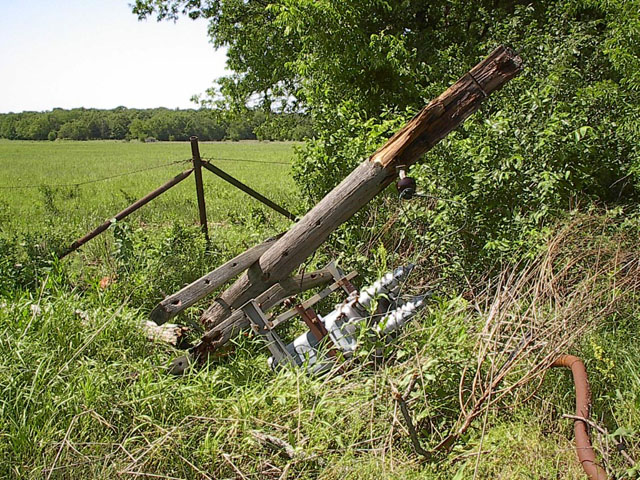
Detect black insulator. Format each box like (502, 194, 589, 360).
(397, 176, 417, 200)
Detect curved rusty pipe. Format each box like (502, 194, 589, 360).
(552, 355, 608, 480)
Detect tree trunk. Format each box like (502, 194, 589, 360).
(196, 46, 522, 355)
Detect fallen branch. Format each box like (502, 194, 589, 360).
(390, 374, 431, 459)
(250, 430, 301, 460)
(141, 321, 190, 348)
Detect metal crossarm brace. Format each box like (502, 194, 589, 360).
(326, 263, 357, 294)
(241, 300, 297, 367)
(271, 270, 358, 329)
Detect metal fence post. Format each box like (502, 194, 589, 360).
(58, 168, 194, 259)
(190, 136, 209, 243)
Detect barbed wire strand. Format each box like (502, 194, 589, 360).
(0, 156, 292, 190)
(202, 156, 291, 166)
(0, 158, 192, 190)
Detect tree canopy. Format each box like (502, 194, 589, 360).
(0, 107, 313, 142)
(132, 0, 640, 276)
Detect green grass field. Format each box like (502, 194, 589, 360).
(0, 139, 300, 305)
(0, 140, 638, 480)
(0, 139, 298, 234)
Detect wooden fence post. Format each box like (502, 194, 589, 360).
(190, 136, 209, 242)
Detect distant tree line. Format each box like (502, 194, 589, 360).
(0, 107, 314, 142)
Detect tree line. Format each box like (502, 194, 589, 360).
(0, 107, 314, 142)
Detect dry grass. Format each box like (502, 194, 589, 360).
(428, 215, 640, 460)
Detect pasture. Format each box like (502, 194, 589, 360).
(0, 139, 299, 304)
(0, 139, 298, 237)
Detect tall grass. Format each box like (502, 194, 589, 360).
(0, 140, 638, 479)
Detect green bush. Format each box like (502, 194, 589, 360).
(288, 0, 640, 280)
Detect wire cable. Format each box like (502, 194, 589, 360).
(0, 159, 191, 190)
(0, 156, 291, 191)
(201, 156, 290, 166)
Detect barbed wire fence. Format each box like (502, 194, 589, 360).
(0, 137, 295, 258)
(0, 156, 290, 191)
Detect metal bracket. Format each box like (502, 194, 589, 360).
(294, 304, 328, 342)
(326, 262, 357, 294)
(241, 300, 298, 368)
(271, 270, 358, 329)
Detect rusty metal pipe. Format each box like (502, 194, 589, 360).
(201, 160, 296, 221)
(190, 137, 209, 242)
(59, 168, 194, 258)
(552, 355, 609, 480)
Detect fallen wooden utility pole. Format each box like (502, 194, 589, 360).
(194, 46, 523, 357)
(182, 267, 334, 365)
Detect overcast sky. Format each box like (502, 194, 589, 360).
(0, 0, 228, 113)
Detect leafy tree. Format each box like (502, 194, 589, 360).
(58, 119, 90, 140)
(127, 117, 147, 141)
(0, 106, 308, 142)
(107, 110, 131, 140)
(132, 0, 640, 279)
(14, 113, 53, 140)
(255, 113, 314, 141)
(85, 111, 110, 139)
(0, 114, 18, 140)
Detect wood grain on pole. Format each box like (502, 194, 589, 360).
(150, 234, 282, 325)
(196, 46, 523, 354)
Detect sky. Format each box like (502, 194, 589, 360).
(0, 0, 228, 113)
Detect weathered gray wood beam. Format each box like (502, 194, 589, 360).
(150, 234, 282, 325)
(191, 267, 334, 356)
